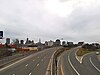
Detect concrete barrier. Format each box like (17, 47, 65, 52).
(51, 47, 65, 75)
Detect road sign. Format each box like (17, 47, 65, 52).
(0, 31, 3, 39)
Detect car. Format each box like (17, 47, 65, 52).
(96, 52, 100, 55)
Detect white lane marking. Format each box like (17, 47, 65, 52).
(68, 55, 80, 75)
(38, 57, 39, 58)
(37, 64, 39, 67)
(80, 52, 93, 64)
(57, 55, 61, 68)
(13, 74, 16, 75)
(75, 52, 93, 64)
(90, 57, 100, 72)
(29, 73, 32, 75)
(33, 59, 35, 61)
(25, 64, 28, 67)
(80, 56, 84, 64)
(80, 53, 89, 64)
(0, 54, 34, 71)
(41, 59, 43, 61)
(57, 55, 63, 75)
(75, 49, 81, 63)
(75, 49, 93, 64)
(45, 58, 51, 75)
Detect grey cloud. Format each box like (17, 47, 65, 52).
(0, 0, 100, 43)
(61, 3, 100, 42)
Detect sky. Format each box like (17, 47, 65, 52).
(0, 0, 100, 43)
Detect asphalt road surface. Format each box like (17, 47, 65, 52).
(58, 47, 100, 75)
(0, 47, 59, 75)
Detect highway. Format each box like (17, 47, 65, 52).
(0, 47, 59, 75)
(58, 47, 100, 75)
(83, 52, 100, 75)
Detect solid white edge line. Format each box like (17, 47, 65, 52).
(29, 73, 32, 75)
(80, 52, 94, 64)
(37, 64, 39, 67)
(41, 59, 43, 61)
(75, 49, 94, 64)
(45, 59, 51, 75)
(25, 64, 28, 67)
(68, 55, 80, 75)
(75, 49, 91, 64)
(75, 49, 81, 63)
(90, 57, 100, 72)
(57, 55, 62, 68)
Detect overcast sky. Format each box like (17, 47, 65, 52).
(0, 0, 100, 43)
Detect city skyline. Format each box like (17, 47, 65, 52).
(0, 0, 100, 43)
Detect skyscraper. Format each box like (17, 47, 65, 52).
(6, 38, 10, 44)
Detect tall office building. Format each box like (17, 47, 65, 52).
(20, 40, 24, 44)
(6, 38, 10, 44)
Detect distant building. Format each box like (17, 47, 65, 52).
(67, 42, 73, 45)
(20, 40, 24, 44)
(37, 38, 42, 46)
(23, 47, 38, 51)
(78, 42, 84, 46)
(6, 38, 10, 44)
(25, 38, 34, 45)
(31, 40, 34, 45)
(14, 39, 19, 45)
(48, 40, 54, 46)
(45, 41, 48, 46)
(25, 38, 29, 44)
(0, 44, 5, 48)
(67, 41, 74, 47)
(62, 41, 66, 46)
(91, 43, 100, 49)
(13, 39, 19, 48)
(54, 39, 61, 46)
(36, 39, 43, 50)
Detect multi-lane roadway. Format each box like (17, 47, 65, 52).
(0, 47, 59, 75)
(0, 47, 100, 75)
(58, 47, 100, 75)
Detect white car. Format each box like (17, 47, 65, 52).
(96, 52, 100, 55)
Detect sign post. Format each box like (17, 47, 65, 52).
(0, 31, 3, 44)
(0, 31, 3, 39)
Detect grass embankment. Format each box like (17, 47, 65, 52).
(77, 48, 100, 56)
(77, 48, 90, 56)
(64, 47, 70, 51)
